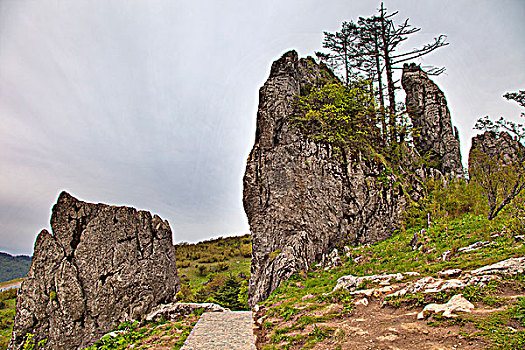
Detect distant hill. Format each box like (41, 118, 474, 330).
(0, 253, 31, 282)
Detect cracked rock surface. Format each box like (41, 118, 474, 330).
(402, 63, 463, 177)
(10, 191, 179, 350)
(469, 131, 524, 168)
(244, 51, 406, 307)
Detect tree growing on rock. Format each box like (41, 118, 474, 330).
(470, 90, 525, 220)
(316, 2, 448, 144)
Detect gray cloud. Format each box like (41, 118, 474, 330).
(1, 0, 524, 255)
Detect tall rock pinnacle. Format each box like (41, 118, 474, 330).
(244, 51, 405, 307)
(402, 63, 463, 176)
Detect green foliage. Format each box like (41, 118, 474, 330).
(21, 333, 46, 350)
(209, 275, 244, 310)
(293, 81, 380, 155)
(402, 177, 486, 229)
(473, 298, 525, 350)
(174, 234, 251, 310)
(195, 264, 207, 276)
(85, 313, 200, 350)
(511, 297, 525, 326)
(0, 289, 17, 350)
(470, 146, 525, 220)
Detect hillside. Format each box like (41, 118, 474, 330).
(174, 234, 252, 309)
(253, 179, 525, 349)
(0, 253, 31, 283)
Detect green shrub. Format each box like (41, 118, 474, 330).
(196, 265, 207, 276)
(213, 262, 229, 272)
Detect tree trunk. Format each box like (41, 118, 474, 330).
(374, 39, 386, 142)
(379, 5, 397, 144)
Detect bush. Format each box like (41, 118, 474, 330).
(239, 244, 252, 258)
(196, 265, 207, 276)
(213, 262, 229, 272)
(210, 275, 245, 310)
(178, 260, 191, 268)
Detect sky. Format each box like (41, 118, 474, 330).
(0, 0, 524, 255)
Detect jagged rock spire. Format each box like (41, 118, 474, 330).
(402, 63, 463, 177)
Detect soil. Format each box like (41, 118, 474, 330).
(254, 290, 524, 350)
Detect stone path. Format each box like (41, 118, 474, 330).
(181, 311, 256, 350)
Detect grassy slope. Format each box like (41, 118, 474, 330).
(0, 289, 17, 349)
(255, 184, 525, 349)
(175, 234, 251, 295)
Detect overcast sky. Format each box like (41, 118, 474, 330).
(1, 0, 524, 255)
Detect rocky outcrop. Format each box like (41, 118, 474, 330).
(244, 51, 406, 307)
(469, 131, 524, 167)
(145, 303, 229, 322)
(10, 192, 179, 350)
(417, 294, 474, 320)
(333, 257, 523, 301)
(402, 63, 463, 177)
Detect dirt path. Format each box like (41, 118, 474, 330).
(181, 311, 256, 350)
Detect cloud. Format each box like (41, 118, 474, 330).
(0, 0, 524, 254)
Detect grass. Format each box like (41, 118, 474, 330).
(255, 182, 525, 349)
(175, 234, 251, 290)
(175, 234, 251, 309)
(0, 289, 17, 350)
(83, 311, 203, 350)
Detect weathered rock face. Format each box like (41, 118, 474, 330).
(402, 63, 463, 177)
(244, 51, 405, 307)
(10, 192, 179, 350)
(469, 131, 524, 167)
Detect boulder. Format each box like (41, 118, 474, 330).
(10, 192, 179, 350)
(417, 294, 474, 320)
(471, 257, 525, 276)
(469, 131, 524, 167)
(145, 303, 229, 322)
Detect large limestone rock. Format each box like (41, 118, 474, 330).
(402, 63, 463, 177)
(244, 51, 405, 307)
(469, 131, 524, 167)
(10, 192, 179, 349)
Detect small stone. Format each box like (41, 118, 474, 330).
(301, 294, 315, 301)
(441, 250, 452, 261)
(417, 294, 474, 320)
(355, 298, 369, 306)
(438, 269, 462, 278)
(458, 241, 494, 253)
